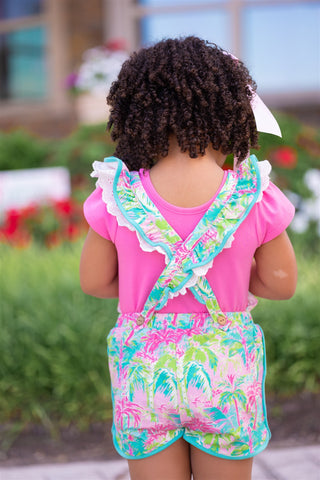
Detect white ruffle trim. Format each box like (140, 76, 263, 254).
(91, 158, 271, 265)
(223, 160, 271, 249)
(91, 160, 170, 261)
(247, 292, 258, 312)
(257, 160, 271, 202)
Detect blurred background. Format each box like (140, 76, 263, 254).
(0, 0, 319, 466)
(0, 0, 319, 134)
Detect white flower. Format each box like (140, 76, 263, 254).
(304, 169, 320, 197)
(290, 213, 309, 233)
(286, 168, 320, 236)
(75, 46, 128, 95)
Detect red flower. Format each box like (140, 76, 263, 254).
(65, 223, 80, 241)
(0, 198, 86, 248)
(19, 204, 39, 220)
(2, 209, 22, 235)
(105, 38, 126, 51)
(54, 199, 73, 216)
(271, 146, 297, 169)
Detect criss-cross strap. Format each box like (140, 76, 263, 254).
(91, 155, 267, 321)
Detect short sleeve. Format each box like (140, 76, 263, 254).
(255, 182, 295, 245)
(83, 187, 117, 241)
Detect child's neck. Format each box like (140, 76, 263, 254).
(149, 139, 227, 208)
(160, 136, 227, 168)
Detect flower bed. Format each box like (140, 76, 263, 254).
(0, 199, 87, 248)
(0, 113, 319, 249)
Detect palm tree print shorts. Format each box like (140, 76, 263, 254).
(107, 311, 271, 460)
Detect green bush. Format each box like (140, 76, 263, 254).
(0, 130, 51, 171)
(254, 112, 320, 198)
(0, 242, 117, 427)
(0, 240, 319, 430)
(1, 114, 319, 194)
(0, 124, 115, 180)
(256, 253, 320, 394)
(50, 124, 115, 181)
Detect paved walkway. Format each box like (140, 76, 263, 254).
(0, 445, 319, 479)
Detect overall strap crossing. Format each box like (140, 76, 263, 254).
(136, 158, 261, 324)
(92, 155, 264, 325)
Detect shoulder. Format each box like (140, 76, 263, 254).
(83, 187, 119, 241)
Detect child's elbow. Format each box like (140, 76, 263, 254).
(278, 286, 296, 300)
(80, 279, 98, 297)
(275, 277, 297, 300)
(80, 277, 118, 299)
(80, 278, 106, 298)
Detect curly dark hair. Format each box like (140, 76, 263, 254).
(107, 36, 259, 170)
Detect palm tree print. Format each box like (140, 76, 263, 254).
(219, 374, 247, 427)
(114, 395, 143, 430)
(100, 155, 272, 459)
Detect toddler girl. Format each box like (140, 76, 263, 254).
(80, 37, 297, 480)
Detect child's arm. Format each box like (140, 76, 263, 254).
(249, 231, 297, 300)
(80, 228, 118, 298)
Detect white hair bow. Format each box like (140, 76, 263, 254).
(250, 88, 282, 137)
(224, 51, 282, 138)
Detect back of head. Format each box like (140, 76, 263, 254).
(107, 36, 258, 170)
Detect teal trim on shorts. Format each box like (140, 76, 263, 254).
(183, 433, 270, 460)
(184, 326, 271, 461)
(256, 323, 272, 443)
(111, 424, 184, 460)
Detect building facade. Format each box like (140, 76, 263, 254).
(0, 0, 319, 136)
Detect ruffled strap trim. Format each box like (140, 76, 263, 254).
(140, 156, 266, 316)
(90, 155, 271, 315)
(255, 159, 271, 202)
(91, 157, 172, 262)
(91, 155, 271, 258)
(223, 158, 271, 246)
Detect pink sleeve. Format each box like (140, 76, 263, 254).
(255, 182, 295, 245)
(83, 187, 117, 242)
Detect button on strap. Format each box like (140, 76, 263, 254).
(136, 315, 145, 326)
(217, 314, 227, 326)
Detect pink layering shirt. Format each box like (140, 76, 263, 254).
(84, 167, 295, 314)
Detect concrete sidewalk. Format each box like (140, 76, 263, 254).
(0, 445, 319, 480)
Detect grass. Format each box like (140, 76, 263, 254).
(0, 242, 117, 428)
(0, 238, 319, 431)
(256, 250, 320, 394)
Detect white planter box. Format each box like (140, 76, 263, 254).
(75, 93, 110, 124)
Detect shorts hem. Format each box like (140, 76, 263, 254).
(183, 433, 271, 460)
(111, 426, 184, 460)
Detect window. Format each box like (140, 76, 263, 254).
(139, 0, 226, 5)
(124, 0, 320, 101)
(0, 0, 47, 101)
(243, 2, 320, 94)
(141, 9, 230, 51)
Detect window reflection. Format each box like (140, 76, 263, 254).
(0, 0, 44, 20)
(141, 9, 230, 51)
(0, 27, 47, 100)
(139, 0, 225, 5)
(243, 3, 320, 92)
